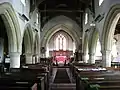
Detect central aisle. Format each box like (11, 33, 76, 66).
(50, 66, 76, 90)
(54, 68, 71, 83)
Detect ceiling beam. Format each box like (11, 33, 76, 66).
(79, 0, 88, 4)
(39, 9, 83, 12)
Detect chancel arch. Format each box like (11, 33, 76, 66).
(48, 30, 75, 65)
(49, 30, 74, 51)
(41, 15, 82, 49)
(41, 24, 80, 49)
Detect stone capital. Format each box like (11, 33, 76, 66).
(10, 52, 21, 68)
(101, 50, 112, 67)
(10, 52, 21, 56)
(89, 53, 95, 56)
(83, 52, 88, 55)
(101, 50, 111, 55)
(25, 53, 33, 56)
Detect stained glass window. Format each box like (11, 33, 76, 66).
(55, 34, 66, 50)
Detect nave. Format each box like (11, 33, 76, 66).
(1, 0, 120, 90)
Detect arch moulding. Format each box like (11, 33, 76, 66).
(102, 4, 120, 51)
(41, 15, 82, 49)
(41, 24, 80, 48)
(0, 2, 21, 53)
(89, 29, 99, 54)
(22, 23, 34, 54)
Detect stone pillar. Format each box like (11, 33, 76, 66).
(89, 53, 95, 64)
(32, 56, 35, 64)
(102, 50, 111, 67)
(25, 53, 33, 64)
(78, 50, 82, 61)
(32, 54, 39, 64)
(35, 54, 39, 63)
(10, 52, 21, 68)
(75, 51, 79, 61)
(83, 53, 88, 63)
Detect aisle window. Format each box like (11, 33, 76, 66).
(95, 39, 102, 56)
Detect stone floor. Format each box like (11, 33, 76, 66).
(49, 66, 76, 90)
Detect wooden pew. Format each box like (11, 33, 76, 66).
(21, 64, 50, 90)
(73, 64, 120, 90)
(70, 63, 96, 78)
(81, 77, 120, 90)
(70, 63, 98, 90)
(75, 66, 120, 90)
(0, 63, 50, 90)
(0, 72, 45, 90)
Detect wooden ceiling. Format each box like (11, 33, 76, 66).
(37, 0, 92, 27)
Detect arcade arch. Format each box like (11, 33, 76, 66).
(21, 24, 34, 64)
(83, 32, 89, 63)
(102, 4, 120, 67)
(0, 2, 21, 68)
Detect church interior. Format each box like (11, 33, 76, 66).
(1, 0, 120, 90)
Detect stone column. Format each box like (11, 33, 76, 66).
(89, 53, 95, 64)
(102, 50, 111, 67)
(32, 54, 39, 64)
(35, 54, 39, 63)
(75, 51, 79, 61)
(83, 53, 89, 63)
(32, 56, 35, 64)
(10, 52, 21, 68)
(78, 50, 82, 61)
(25, 53, 33, 64)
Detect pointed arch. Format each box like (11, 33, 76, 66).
(83, 32, 89, 62)
(89, 29, 99, 54)
(102, 4, 120, 51)
(41, 24, 80, 48)
(41, 15, 81, 49)
(34, 33, 40, 55)
(83, 32, 89, 54)
(22, 24, 34, 53)
(0, 2, 21, 53)
(48, 30, 74, 51)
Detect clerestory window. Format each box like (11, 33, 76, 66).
(99, 0, 104, 6)
(21, 0, 26, 6)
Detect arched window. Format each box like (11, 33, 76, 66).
(55, 34, 66, 50)
(111, 39, 117, 57)
(36, 13, 39, 24)
(95, 39, 102, 56)
(21, 0, 26, 6)
(85, 13, 88, 24)
(99, 0, 104, 6)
